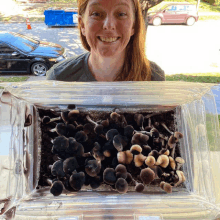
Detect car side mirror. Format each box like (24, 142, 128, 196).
(12, 52, 19, 56)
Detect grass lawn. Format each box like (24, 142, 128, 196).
(0, 76, 29, 82)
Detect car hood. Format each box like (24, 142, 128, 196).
(28, 41, 65, 58)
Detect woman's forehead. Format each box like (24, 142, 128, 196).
(87, 0, 133, 9)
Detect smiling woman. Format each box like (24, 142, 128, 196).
(46, 0, 165, 82)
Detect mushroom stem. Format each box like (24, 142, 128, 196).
(50, 117, 61, 123)
(86, 115, 98, 126)
(161, 122, 173, 135)
(148, 117, 151, 127)
(171, 146, 176, 159)
(46, 178, 53, 186)
(144, 112, 161, 119)
(82, 152, 92, 157)
(134, 130, 151, 136)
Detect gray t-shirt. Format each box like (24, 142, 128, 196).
(46, 52, 165, 81)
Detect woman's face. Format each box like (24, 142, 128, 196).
(79, 0, 135, 58)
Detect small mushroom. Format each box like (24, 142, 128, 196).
(63, 157, 79, 175)
(124, 125, 134, 138)
(174, 170, 186, 186)
(106, 129, 119, 141)
(50, 180, 64, 196)
(113, 134, 128, 152)
(142, 145, 152, 156)
(85, 159, 101, 177)
(159, 148, 170, 156)
(103, 168, 117, 185)
(115, 164, 127, 179)
(145, 156, 156, 168)
(161, 122, 174, 135)
(110, 112, 121, 122)
(66, 138, 86, 157)
(68, 109, 80, 122)
(86, 115, 104, 135)
(175, 157, 185, 170)
(134, 154, 147, 167)
(52, 136, 69, 156)
(168, 135, 176, 149)
(69, 171, 85, 191)
(50, 123, 67, 136)
(74, 130, 88, 142)
(135, 182, 145, 193)
(91, 142, 105, 161)
(101, 118, 109, 127)
(115, 178, 128, 194)
(130, 144, 142, 155)
(160, 181, 165, 190)
(174, 132, 183, 141)
(140, 168, 155, 185)
(155, 155, 169, 168)
(83, 123, 94, 135)
(102, 141, 115, 157)
(51, 160, 66, 178)
(169, 156, 176, 170)
(126, 172, 135, 185)
(131, 133, 149, 146)
(42, 115, 61, 124)
(61, 111, 69, 124)
(160, 182, 172, 193)
(148, 150, 159, 160)
(117, 150, 133, 164)
(134, 114, 144, 130)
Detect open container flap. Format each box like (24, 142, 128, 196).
(0, 81, 220, 219)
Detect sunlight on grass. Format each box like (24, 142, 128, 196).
(0, 77, 29, 82)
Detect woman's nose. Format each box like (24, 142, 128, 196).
(103, 15, 116, 30)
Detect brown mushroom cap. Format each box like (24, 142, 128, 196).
(160, 181, 165, 190)
(115, 178, 128, 194)
(103, 168, 117, 185)
(155, 155, 169, 168)
(134, 154, 147, 167)
(85, 160, 101, 177)
(135, 183, 145, 193)
(117, 150, 133, 164)
(140, 168, 155, 184)
(175, 157, 185, 164)
(163, 182, 172, 193)
(145, 156, 156, 167)
(130, 144, 142, 155)
(169, 156, 176, 170)
(168, 135, 177, 148)
(115, 164, 127, 179)
(174, 131, 183, 141)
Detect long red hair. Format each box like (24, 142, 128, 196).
(77, 0, 152, 81)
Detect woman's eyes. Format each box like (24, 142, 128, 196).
(91, 11, 127, 18)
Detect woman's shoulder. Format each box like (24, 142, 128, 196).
(149, 60, 166, 81)
(46, 52, 91, 81)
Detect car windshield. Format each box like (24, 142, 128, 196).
(1, 32, 39, 53)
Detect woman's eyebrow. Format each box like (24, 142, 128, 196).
(89, 2, 130, 8)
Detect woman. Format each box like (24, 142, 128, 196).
(46, 0, 165, 81)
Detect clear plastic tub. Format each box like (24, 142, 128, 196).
(0, 81, 220, 220)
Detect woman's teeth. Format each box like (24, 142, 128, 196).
(99, 37, 118, 42)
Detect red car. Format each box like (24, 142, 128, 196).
(147, 3, 199, 26)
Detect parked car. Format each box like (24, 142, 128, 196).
(0, 31, 66, 76)
(147, 2, 199, 26)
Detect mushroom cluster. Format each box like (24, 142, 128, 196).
(38, 108, 186, 196)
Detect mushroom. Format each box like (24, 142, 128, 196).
(42, 115, 61, 124)
(63, 157, 79, 175)
(144, 117, 152, 132)
(68, 109, 80, 122)
(101, 118, 109, 127)
(85, 159, 101, 177)
(103, 168, 117, 185)
(83, 123, 94, 135)
(159, 148, 170, 156)
(113, 134, 128, 152)
(131, 133, 149, 146)
(134, 154, 147, 167)
(110, 112, 121, 122)
(117, 150, 133, 164)
(160, 182, 172, 193)
(89, 176, 103, 189)
(169, 156, 176, 170)
(61, 111, 69, 124)
(51, 136, 69, 158)
(69, 171, 85, 191)
(140, 168, 156, 185)
(124, 125, 134, 138)
(115, 164, 127, 179)
(106, 129, 119, 141)
(148, 150, 160, 160)
(74, 130, 88, 142)
(51, 160, 66, 178)
(66, 137, 88, 157)
(142, 145, 152, 156)
(86, 115, 104, 135)
(145, 156, 156, 168)
(134, 113, 144, 130)
(102, 141, 115, 157)
(91, 142, 105, 161)
(130, 144, 142, 155)
(115, 178, 128, 194)
(155, 155, 169, 168)
(175, 157, 185, 170)
(66, 124, 76, 137)
(125, 172, 135, 185)
(174, 132, 183, 141)
(174, 170, 186, 187)
(50, 180, 64, 196)
(49, 123, 67, 136)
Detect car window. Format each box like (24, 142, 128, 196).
(0, 45, 15, 54)
(0, 32, 38, 53)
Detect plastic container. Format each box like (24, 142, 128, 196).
(0, 81, 220, 220)
(44, 8, 78, 27)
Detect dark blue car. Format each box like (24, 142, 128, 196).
(0, 31, 66, 76)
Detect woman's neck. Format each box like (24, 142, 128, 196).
(88, 52, 125, 82)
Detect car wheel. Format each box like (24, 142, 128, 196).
(153, 17, 162, 26)
(31, 62, 48, 76)
(186, 17, 196, 26)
